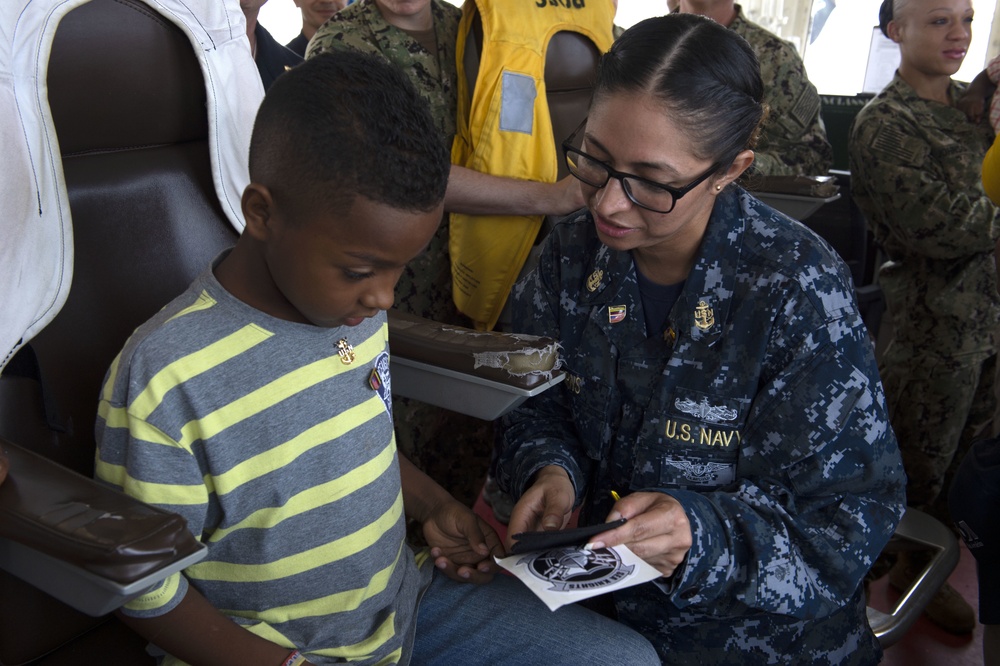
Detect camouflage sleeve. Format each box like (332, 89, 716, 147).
(305, 15, 383, 60)
(850, 107, 1000, 259)
(660, 288, 905, 617)
(497, 229, 594, 504)
(752, 43, 833, 177)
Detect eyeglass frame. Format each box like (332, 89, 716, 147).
(561, 120, 722, 214)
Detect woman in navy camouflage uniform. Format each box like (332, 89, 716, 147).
(497, 14, 906, 665)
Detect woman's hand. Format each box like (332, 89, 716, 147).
(423, 499, 503, 584)
(504, 466, 576, 552)
(585, 491, 693, 577)
(957, 70, 996, 123)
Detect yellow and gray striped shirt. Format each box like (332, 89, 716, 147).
(95, 263, 430, 665)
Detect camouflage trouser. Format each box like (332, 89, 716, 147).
(880, 343, 997, 527)
(393, 217, 458, 328)
(391, 213, 494, 517)
(393, 395, 494, 510)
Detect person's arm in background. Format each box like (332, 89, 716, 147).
(961, 51, 1000, 293)
(444, 165, 585, 216)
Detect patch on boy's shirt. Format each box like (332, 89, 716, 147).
(370, 351, 392, 415)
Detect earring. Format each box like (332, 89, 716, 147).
(715, 184, 723, 191)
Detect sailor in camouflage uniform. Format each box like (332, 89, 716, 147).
(850, 75, 999, 527)
(499, 15, 904, 664)
(678, 0, 833, 177)
(848, 0, 999, 634)
(308, 0, 461, 327)
(307, 1, 491, 509)
(307, 0, 459, 329)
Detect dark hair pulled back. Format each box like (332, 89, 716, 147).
(878, 0, 893, 38)
(594, 14, 765, 169)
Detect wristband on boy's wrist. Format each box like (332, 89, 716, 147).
(280, 649, 307, 666)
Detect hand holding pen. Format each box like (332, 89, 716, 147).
(586, 489, 693, 577)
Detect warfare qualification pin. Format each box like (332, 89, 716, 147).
(694, 301, 714, 330)
(586, 269, 604, 292)
(336, 337, 356, 365)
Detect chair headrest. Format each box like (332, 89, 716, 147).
(0, 0, 261, 372)
(48, 0, 209, 156)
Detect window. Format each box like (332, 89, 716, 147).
(259, 0, 1000, 95)
(800, 0, 997, 94)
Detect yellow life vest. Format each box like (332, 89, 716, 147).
(450, 0, 615, 330)
(984, 135, 1000, 205)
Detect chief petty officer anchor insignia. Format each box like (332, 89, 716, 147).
(694, 300, 714, 330)
(336, 338, 355, 364)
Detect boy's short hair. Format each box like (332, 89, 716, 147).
(248, 50, 449, 218)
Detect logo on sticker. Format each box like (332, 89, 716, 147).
(518, 547, 634, 592)
(370, 351, 391, 415)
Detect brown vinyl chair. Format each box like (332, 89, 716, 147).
(0, 0, 242, 662)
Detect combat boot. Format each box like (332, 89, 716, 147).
(888, 551, 975, 635)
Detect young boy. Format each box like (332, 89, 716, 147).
(93, 52, 657, 666)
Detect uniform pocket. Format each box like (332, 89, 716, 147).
(566, 372, 614, 461)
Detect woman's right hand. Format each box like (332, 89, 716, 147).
(504, 466, 575, 552)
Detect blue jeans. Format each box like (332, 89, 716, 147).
(411, 570, 660, 665)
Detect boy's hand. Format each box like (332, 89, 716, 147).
(504, 466, 575, 552)
(424, 500, 503, 584)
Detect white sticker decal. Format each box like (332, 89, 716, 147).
(495, 544, 661, 611)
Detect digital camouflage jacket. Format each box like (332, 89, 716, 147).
(498, 187, 905, 664)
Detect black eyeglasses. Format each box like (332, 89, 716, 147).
(561, 121, 721, 214)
